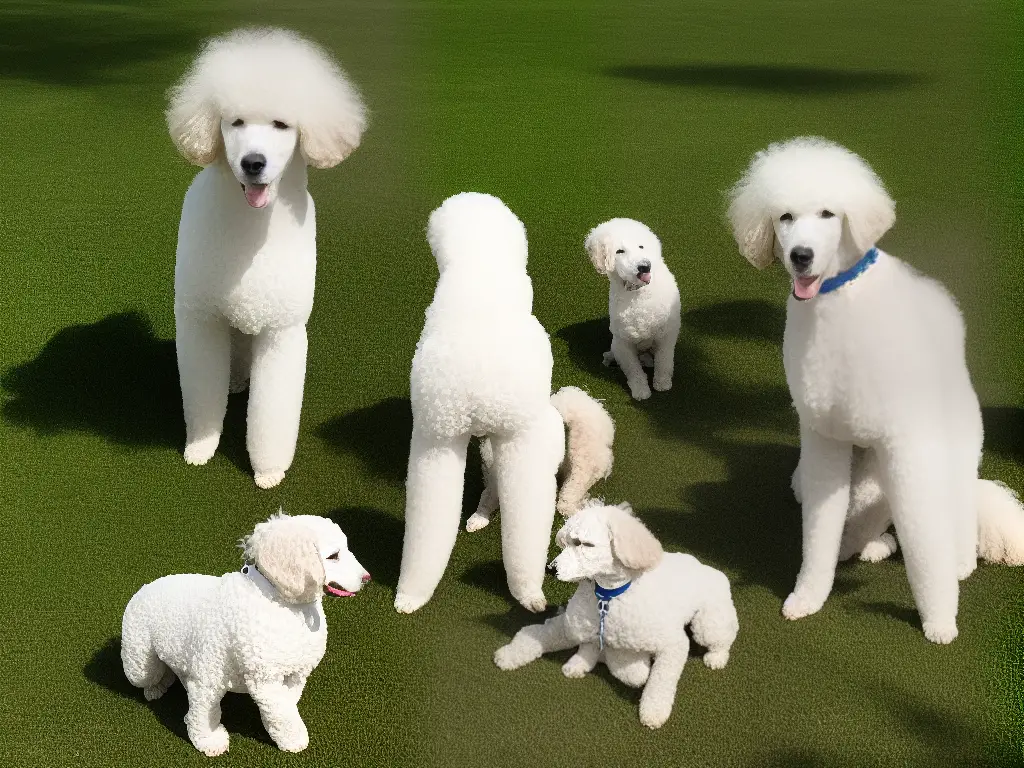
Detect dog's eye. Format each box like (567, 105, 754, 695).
(580, 542, 595, 548)
(327, 551, 340, 560)
(615, 249, 625, 254)
(780, 213, 793, 222)
(820, 209, 835, 219)
(231, 119, 244, 127)
(638, 245, 644, 249)
(272, 120, 290, 130)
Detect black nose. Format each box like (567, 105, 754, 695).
(636, 260, 651, 274)
(241, 153, 266, 176)
(790, 247, 814, 270)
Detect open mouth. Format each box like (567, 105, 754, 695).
(241, 183, 270, 209)
(637, 272, 652, 285)
(793, 275, 822, 300)
(324, 582, 356, 597)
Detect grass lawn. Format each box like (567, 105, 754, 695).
(1, 0, 1022, 765)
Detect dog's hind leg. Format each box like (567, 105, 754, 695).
(562, 641, 600, 678)
(229, 327, 252, 394)
(690, 589, 739, 670)
(605, 648, 652, 688)
(493, 405, 565, 612)
(182, 677, 229, 757)
(395, 427, 471, 613)
(466, 437, 499, 532)
(652, 324, 678, 393)
(248, 678, 309, 753)
(247, 324, 307, 489)
(176, 311, 230, 466)
(121, 632, 175, 700)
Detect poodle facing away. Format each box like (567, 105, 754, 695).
(728, 136, 1024, 644)
(465, 385, 615, 532)
(585, 218, 681, 400)
(494, 502, 738, 729)
(397, 192, 593, 615)
(121, 513, 370, 756)
(168, 28, 367, 489)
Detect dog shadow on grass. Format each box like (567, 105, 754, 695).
(327, 506, 406, 590)
(84, 637, 274, 749)
(1, 311, 251, 474)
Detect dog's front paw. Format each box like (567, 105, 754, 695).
(628, 380, 652, 401)
(561, 655, 591, 678)
(191, 725, 230, 757)
(652, 375, 672, 392)
(394, 592, 429, 614)
(254, 470, 286, 490)
(465, 512, 491, 532)
(703, 650, 730, 669)
(782, 590, 826, 620)
(923, 620, 958, 645)
(516, 592, 547, 613)
(273, 723, 309, 753)
(860, 533, 898, 563)
(494, 642, 529, 671)
(639, 696, 673, 730)
(184, 435, 220, 466)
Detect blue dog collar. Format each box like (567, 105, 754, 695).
(595, 581, 631, 650)
(819, 247, 878, 295)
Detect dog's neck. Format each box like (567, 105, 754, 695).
(593, 573, 633, 590)
(242, 562, 280, 598)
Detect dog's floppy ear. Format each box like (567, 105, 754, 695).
(844, 176, 896, 254)
(555, 521, 572, 549)
(608, 508, 663, 572)
(298, 67, 368, 169)
(245, 516, 324, 604)
(727, 180, 775, 270)
(166, 90, 222, 166)
(584, 228, 616, 275)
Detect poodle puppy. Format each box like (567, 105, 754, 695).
(167, 28, 367, 489)
(728, 136, 1024, 644)
(396, 192, 567, 614)
(121, 512, 370, 756)
(465, 385, 615, 532)
(585, 219, 681, 400)
(495, 502, 738, 729)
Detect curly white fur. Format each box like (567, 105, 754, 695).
(396, 193, 566, 614)
(495, 502, 738, 729)
(168, 28, 367, 489)
(120, 513, 370, 755)
(466, 385, 615, 532)
(585, 219, 681, 400)
(729, 136, 1024, 644)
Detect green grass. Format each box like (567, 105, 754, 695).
(1, 0, 1022, 765)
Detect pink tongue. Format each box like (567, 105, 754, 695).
(793, 276, 821, 300)
(325, 583, 355, 597)
(244, 184, 270, 208)
(638, 272, 652, 284)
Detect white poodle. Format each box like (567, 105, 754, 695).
(397, 193, 613, 615)
(728, 136, 1024, 644)
(585, 218, 681, 400)
(465, 385, 615, 532)
(494, 502, 738, 729)
(167, 28, 367, 489)
(121, 512, 370, 755)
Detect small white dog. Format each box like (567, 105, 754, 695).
(398, 193, 611, 615)
(167, 28, 367, 488)
(585, 218, 681, 400)
(465, 385, 615, 532)
(495, 502, 738, 729)
(728, 136, 1024, 643)
(121, 512, 369, 756)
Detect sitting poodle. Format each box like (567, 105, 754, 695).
(397, 192, 572, 614)
(495, 502, 738, 729)
(465, 385, 615, 532)
(585, 218, 681, 400)
(121, 513, 370, 755)
(728, 136, 1024, 644)
(167, 28, 367, 488)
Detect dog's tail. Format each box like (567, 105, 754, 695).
(551, 386, 615, 517)
(977, 480, 1024, 565)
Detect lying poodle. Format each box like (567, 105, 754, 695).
(728, 136, 1024, 644)
(585, 218, 681, 400)
(465, 385, 615, 532)
(167, 28, 367, 488)
(121, 512, 370, 755)
(398, 192, 603, 614)
(495, 502, 738, 729)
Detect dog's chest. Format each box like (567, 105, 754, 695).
(566, 591, 664, 652)
(612, 292, 668, 344)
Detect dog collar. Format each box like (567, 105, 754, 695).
(242, 563, 277, 596)
(594, 581, 631, 650)
(819, 248, 878, 295)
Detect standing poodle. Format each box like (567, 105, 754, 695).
(465, 385, 615, 532)
(121, 513, 370, 755)
(397, 193, 593, 614)
(167, 28, 367, 488)
(585, 218, 681, 400)
(728, 136, 1024, 643)
(495, 502, 738, 729)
